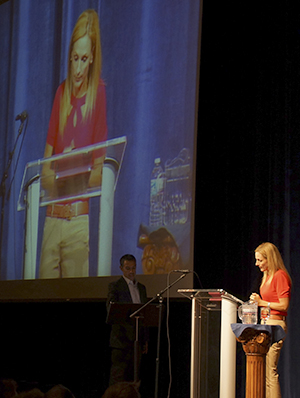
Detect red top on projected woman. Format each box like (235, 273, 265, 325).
(46, 79, 107, 154)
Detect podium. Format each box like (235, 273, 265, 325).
(17, 136, 127, 279)
(107, 302, 160, 382)
(106, 302, 161, 328)
(178, 289, 243, 398)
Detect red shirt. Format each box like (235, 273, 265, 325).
(260, 269, 291, 316)
(46, 79, 107, 205)
(47, 79, 107, 153)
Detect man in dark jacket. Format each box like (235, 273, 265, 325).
(107, 254, 148, 386)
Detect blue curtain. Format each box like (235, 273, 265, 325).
(0, 0, 200, 279)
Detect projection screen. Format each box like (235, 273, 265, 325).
(0, 0, 202, 299)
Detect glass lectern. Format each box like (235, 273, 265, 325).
(18, 136, 127, 279)
(178, 289, 243, 398)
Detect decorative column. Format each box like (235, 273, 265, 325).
(236, 328, 271, 398)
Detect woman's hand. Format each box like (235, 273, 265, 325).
(249, 293, 289, 312)
(63, 139, 75, 153)
(142, 341, 148, 355)
(89, 155, 105, 188)
(250, 292, 262, 305)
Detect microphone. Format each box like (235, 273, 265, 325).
(15, 110, 28, 122)
(173, 269, 192, 273)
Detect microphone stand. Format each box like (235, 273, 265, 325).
(0, 118, 27, 278)
(130, 272, 187, 398)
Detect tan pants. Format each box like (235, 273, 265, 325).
(39, 215, 89, 278)
(264, 318, 287, 398)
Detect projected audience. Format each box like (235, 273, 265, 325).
(106, 255, 148, 386)
(250, 242, 292, 398)
(39, 9, 107, 278)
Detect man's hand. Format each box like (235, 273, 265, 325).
(142, 341, 148, 354)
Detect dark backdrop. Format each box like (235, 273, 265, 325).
(1, 2, 300, 398)
(197, 1, 300, 398)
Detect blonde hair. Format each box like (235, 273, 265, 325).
(255, 242, 292, 287)
(59, 9, 102, 134)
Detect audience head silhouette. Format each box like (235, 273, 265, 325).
(0, 379, 18, 398)
(102, 381, 140, 398)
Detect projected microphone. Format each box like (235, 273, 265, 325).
(173, 269, 192, 273)
(15, 110, 28, 122)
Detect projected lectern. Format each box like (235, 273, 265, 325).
(178, 289, 243, 398)
(17, 136, 126, 279)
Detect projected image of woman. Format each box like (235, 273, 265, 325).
(39, 9, 107, 278)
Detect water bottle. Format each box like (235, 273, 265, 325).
(165, 148, 191, 225)
(149, 158, 165, 226)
